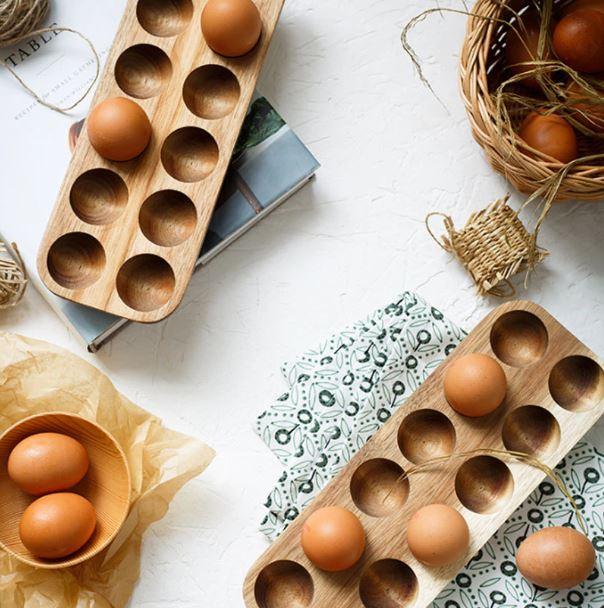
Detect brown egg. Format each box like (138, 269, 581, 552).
(8, 432, 89, 496)
(201, 0, 262, 57)
(301, 506, 365, 571)
(505, 13, 551, 90)
(561, 0, 604, 18)
(87, 97, 152, 161)
(519, 112, 579, 163)
(444, 353, 507, 417)
(407, 504, 470, 567)
(516, 527, 595, 589)
(553, 9, 604, 74)
(19, 493, 97, 559)
(566, 77, 604, 133)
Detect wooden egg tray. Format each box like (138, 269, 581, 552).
(37, 0, 284, 322)
(243, 301, 604, 608)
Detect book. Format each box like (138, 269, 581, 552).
(66, 95, 319, 350)
(0, 0, 318, 352)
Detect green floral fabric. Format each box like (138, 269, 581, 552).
(255, 291, 603, 606)
(434, 442, 603, 608)
(256, 292, 465, 537)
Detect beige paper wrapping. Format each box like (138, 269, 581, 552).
(0, 332, 215, 608)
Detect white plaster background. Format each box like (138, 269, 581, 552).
(1, 1, 603, 606)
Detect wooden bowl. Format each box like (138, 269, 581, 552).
(0, 412, 131, 569)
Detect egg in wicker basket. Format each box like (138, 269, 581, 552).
(460, 0, 604, 201)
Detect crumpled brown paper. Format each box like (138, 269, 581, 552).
(0, 332, 215, 608)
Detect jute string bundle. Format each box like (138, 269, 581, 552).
(0, 0, 100, 112)
(0, 241, 27, 309)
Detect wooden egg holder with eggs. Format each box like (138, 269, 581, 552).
(37, 0, 284, 322)
(243, 301, 604, 608)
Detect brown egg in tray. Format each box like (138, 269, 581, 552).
(37, 0, 285, 322)
(243, 301, 604, 608)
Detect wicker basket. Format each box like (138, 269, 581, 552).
(459, 0, 604, 201)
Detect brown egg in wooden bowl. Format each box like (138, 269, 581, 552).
(0, 412, 131, 569)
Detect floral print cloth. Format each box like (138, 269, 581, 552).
(434, 443, 603, 608)
(255, 291, 603, 606)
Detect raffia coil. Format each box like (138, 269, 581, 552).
(426, 197, 549, 296)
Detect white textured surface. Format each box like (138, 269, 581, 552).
(2, 1, 603, 606)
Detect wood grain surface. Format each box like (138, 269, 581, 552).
(243, 300, 604, 608)
(38, 0, 285, 322)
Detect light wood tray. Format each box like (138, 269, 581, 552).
(243, 301, 604, 608)
(38, 0, 284, 322)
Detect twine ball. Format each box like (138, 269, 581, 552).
(0, 242, 27, 309)
(0, 0, 49, 47)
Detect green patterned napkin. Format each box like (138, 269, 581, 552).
(255, 291, 603, 606)
(256, 292, 464, 538)
(433, 443, 604, 607)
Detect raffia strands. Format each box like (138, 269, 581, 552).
(0, 0, 99, 112)
(0, 241, 27, 309)
(426, 197, 548, 297)
(459, 0, 604, 202)
(403, 1, 604, 201)
(390, 448, 589, 536)
(403, 1, 604, 296)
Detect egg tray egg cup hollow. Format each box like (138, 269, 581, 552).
(460, 0, 604, 201)
(37, 0, 285, 322)
(0, 412, 131, 569)
(243, 301, 604, 608)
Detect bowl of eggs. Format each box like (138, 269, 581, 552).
(460, 0, 604, 201)
(0, 412, 131, 569)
